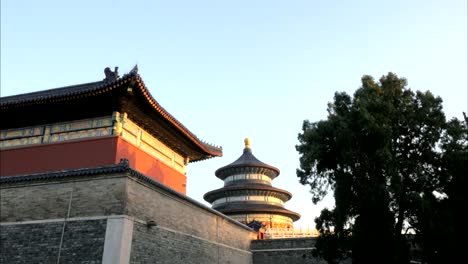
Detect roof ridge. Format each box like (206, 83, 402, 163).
(132, 73, 222, 157)
(0, 66, 222, 160)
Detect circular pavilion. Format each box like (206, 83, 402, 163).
(204, 138, 300, 228)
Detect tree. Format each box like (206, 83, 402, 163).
(296, 72, 466, 263)
(411, 117, 468, 263)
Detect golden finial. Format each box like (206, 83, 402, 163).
(244, 138, 251, 148)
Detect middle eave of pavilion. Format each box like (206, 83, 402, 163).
(203, 184, 293, 203)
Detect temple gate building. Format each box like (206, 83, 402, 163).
(204, 138, 300, 229)
(0, 66, 222, 194)
(0, 66, 322, 264)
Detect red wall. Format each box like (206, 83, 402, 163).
(0, 136, 187, 194)
(0, 137, 118, 176)
(115, 138, 187, 194)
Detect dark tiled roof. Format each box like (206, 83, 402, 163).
(214, 203, 301, 221)
(0, 67, 222, 161)
(215, 147, 280, 179)
(203, 184, 292, 203)
(0, 81, 105, 107)
(0, 161, 129, 184)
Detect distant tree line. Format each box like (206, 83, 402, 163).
(296, 73, 467, 264)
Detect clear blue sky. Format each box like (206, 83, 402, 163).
(1, 0, 466, 229)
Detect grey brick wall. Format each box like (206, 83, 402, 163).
(1, 171, 256, 263)
(251, 238, 316, 250)
(0, 219, 107, 264)
(125, 178, 255, 252)
(0, 175, 126, 222)
(130, 222, 252, 264)
(58, 219, 107, 263)
(0, 221, 62, 263)
(251, 238, 327, 264)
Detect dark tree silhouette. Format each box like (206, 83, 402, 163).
(296, 72, 467, 263)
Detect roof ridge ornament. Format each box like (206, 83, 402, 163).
(119, 158, 130, 167)
(244, 138, 251, 149)
(130, 64, 138, 74)
(104, 66, 119, 82)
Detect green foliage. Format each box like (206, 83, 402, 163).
(313, 208, 352, 264)
(296, 73, 467, 263)
(412, 118, 468, 263)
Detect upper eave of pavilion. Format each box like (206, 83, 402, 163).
(215, 147, 280, 180)
(0, 66, 222, 162)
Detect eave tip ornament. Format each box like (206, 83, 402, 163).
(244, 138, 251, 149)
